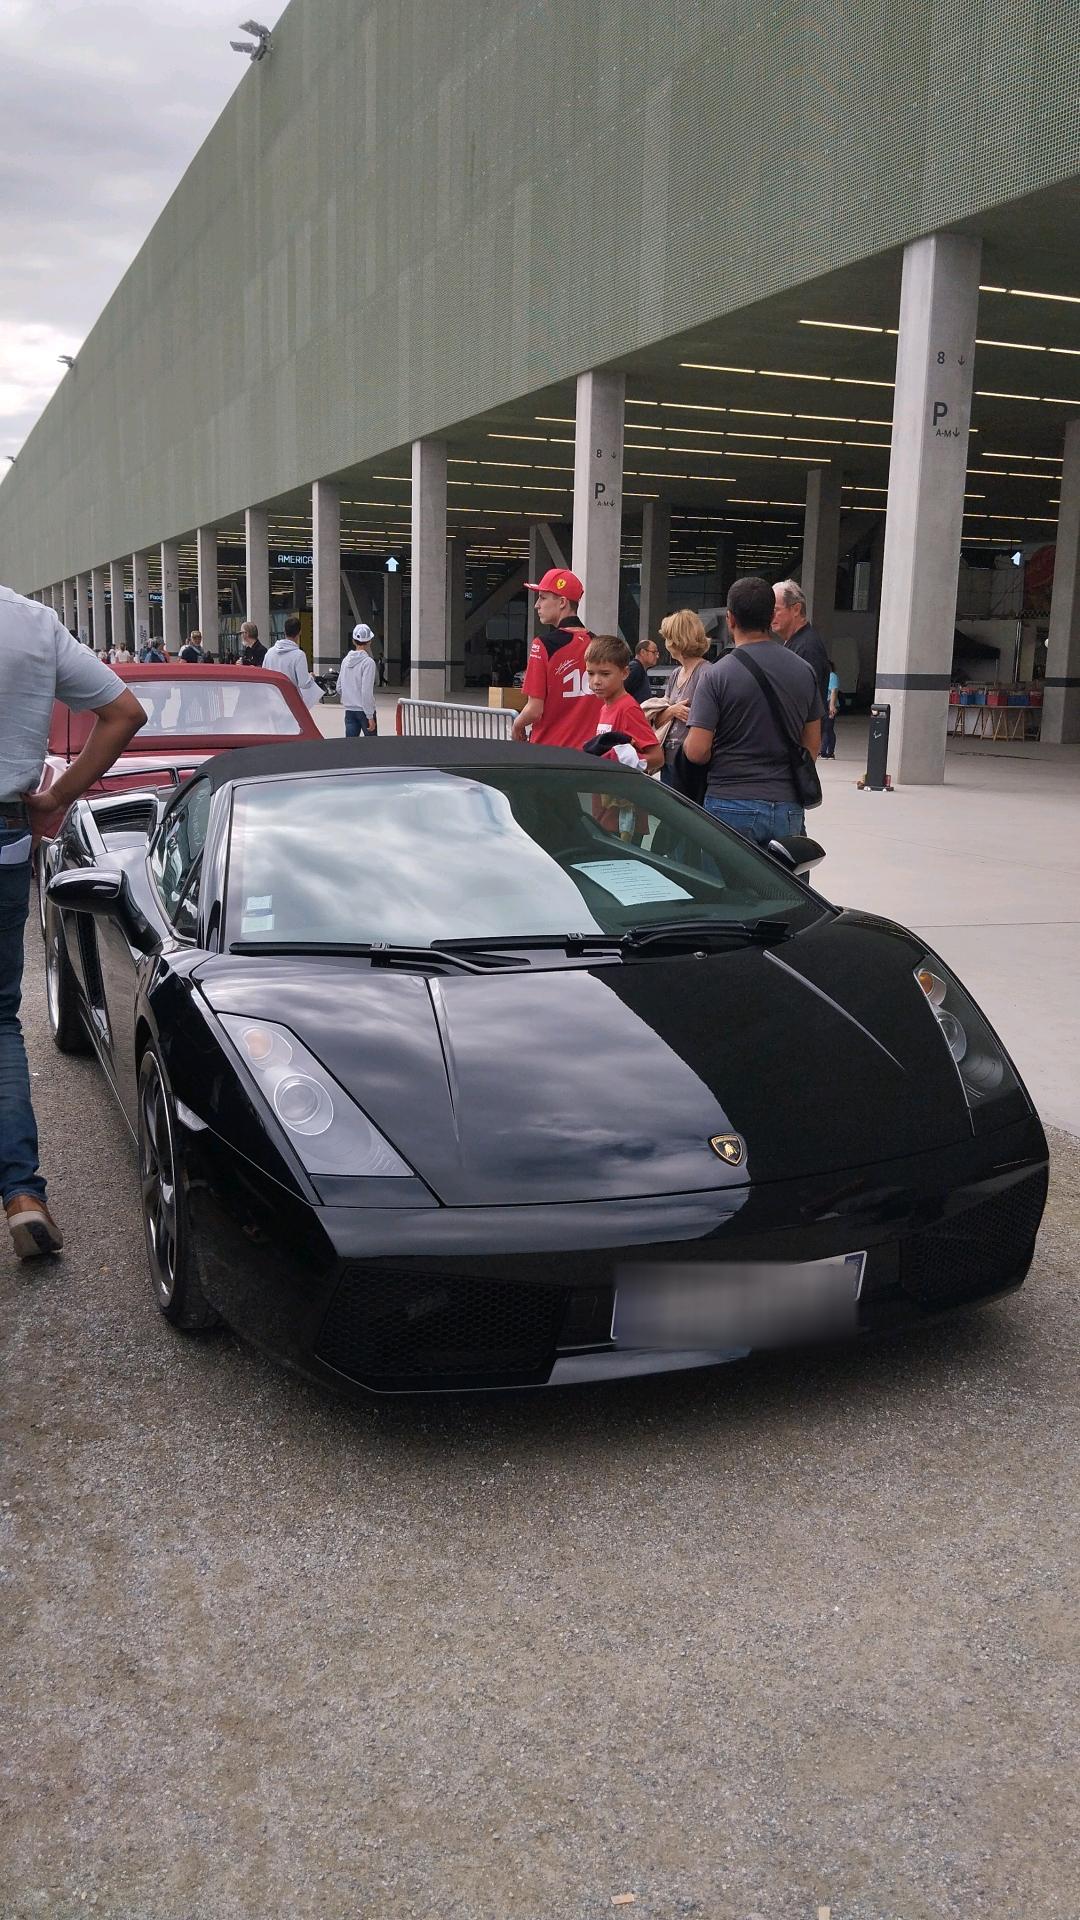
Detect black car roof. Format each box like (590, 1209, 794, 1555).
(179, 735, 593, 795)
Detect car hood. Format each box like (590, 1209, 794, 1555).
(195, 913, 976, 1205)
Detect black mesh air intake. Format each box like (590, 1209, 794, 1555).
(316, 1265, 570, 1388)
(899, 1169, 1047, 1310)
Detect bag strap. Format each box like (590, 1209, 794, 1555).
(732, 645, 804, 774)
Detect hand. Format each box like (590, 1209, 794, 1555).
(511, 716, 528, 742)
(671, 702, 691, 724)
(23, 787, 66, 832)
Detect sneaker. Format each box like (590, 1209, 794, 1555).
(5, 1196, 64, 1260)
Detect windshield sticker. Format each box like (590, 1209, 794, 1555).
(572, 860, 693, 906)
(245, 896, 272, 912)
(242, 912, 275, 934)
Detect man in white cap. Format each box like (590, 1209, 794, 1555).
(338, 624, 379, 737)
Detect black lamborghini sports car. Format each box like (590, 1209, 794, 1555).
(44, 738, 1048, 1395)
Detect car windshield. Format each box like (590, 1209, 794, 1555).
(129, 679, 303, 739)
(226, 766, 822, 949)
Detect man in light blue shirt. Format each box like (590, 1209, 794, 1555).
(1, 586, 145, 1258)
(337, 625, 379, 737)
(263, 614, 323, 708)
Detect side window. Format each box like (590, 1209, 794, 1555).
(151, 781, 212, 928)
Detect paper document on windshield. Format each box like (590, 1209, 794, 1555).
(573, 860, 692, 906)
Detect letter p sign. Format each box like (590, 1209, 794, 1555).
(594, 481, 606, 502)
(933, 401, 949, 426)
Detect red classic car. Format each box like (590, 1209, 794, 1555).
(34, 662, 323, 925)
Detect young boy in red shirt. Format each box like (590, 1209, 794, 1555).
(584, 634, 664, 773)
(582, 634, 663, 840)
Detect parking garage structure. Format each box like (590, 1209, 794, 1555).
(2, 0, 1079, 783)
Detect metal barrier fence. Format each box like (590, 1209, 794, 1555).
(395, 699, 515, 740)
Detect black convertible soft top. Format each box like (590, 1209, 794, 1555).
(176, 734, 594, 796)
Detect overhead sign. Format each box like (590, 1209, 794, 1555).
(274, 550, 312, 567)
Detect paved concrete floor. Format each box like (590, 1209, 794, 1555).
(322, 696, 1080, 1138)
(1, 928, 1077, 1919)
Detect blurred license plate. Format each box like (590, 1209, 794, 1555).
(612, 1253, 866, 1350)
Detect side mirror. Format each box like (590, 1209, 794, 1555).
(47, 868, 159, 953)
(767, 834, 826, 878)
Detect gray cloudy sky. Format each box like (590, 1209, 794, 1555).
(0, 0, 286, 457)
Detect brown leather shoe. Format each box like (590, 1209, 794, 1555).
(5, 1195, 64, 1260)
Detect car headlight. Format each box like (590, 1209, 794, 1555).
(914, 961, 1020, 1125)
(219, 1015, 413, 1177)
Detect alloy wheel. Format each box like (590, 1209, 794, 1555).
(140, 1059, 179, 1308)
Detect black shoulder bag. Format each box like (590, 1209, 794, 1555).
(732, 647, 823, 810)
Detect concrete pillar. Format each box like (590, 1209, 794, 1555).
(639, 501, 671, 645)
(1042, 418, 1080, 744)
(62, 579, 76, 632)
(132, 552, 151, 656)
(802, 467, 842, 639)
(875, 232, 980, 784)
(75, 573, 91, 644)
(447, 537, 468, 693)
(572, 370, 625, 634)
(91, 567, 108, 651)
(196, 528, 219, 657)
(160, 540, 181, 655)
(312, 481, 340, 672)
(383, 572, 403, 686)
(410, 438, 448, 700)
(245, 506, 271, 648)
(109, 561, 127, 649)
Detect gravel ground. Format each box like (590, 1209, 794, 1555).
(1, 933, 1077, 1920)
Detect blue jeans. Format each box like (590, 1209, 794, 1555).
(344, 710, 371, 738)
(704, 794, 805, 847)
(0, 825, 46, 1205)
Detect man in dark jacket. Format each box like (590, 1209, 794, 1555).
(772, 579, 829, 706)
(239, 621, 266, 667)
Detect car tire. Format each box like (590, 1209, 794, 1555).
(137, 1047, 220, 1331)
(44, 898, 89, 1054)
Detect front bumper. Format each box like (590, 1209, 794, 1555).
(185, 1116, 1048, 1395)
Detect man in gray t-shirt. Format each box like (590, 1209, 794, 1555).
(685, 574, 822, 848)
(0, 586, 145, 1259)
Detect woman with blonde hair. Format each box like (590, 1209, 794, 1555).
(651, 609, 710, 784)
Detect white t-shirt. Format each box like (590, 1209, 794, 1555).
(0, 587, 122, 799)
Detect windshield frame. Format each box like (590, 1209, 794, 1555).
(221, 764, 829, 960)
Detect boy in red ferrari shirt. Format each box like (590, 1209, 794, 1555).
(584, 635, 664, 772)
(582, 634, 663, 840)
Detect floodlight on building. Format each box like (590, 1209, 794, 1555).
(57, 355, 76, 368)
(231, 19, 271, 60)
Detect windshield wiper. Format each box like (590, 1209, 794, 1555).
(228, 939, 492, 973)
(434, 933, 622, 957)
(621, 918, 790, 952)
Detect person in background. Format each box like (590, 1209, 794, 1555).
(650, 610, 710, 785)
(685, 575, 822, 847)
(238, 621, 266, 668)
(179, 629, 207, 664)
(822, 661, 841, 758)
(263, 614, 323, 708)
(141, 637, 166, 664)
(113, 640, 135, 665)
(1, 585, 145, 1257)
(771, 579, 829, 707)
(338, 625, 379, 738)
(624, 637, 660, 702)
(583, 635, 664, 773)
(512, 568, 601, 748)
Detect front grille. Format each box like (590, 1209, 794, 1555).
(316, 1265, 570, 1388)
(899, 1170, 1047, 1310)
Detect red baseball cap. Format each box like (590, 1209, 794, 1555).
(524, 567, 584, 601)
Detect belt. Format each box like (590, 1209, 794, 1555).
(0, 802, 29, 827)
